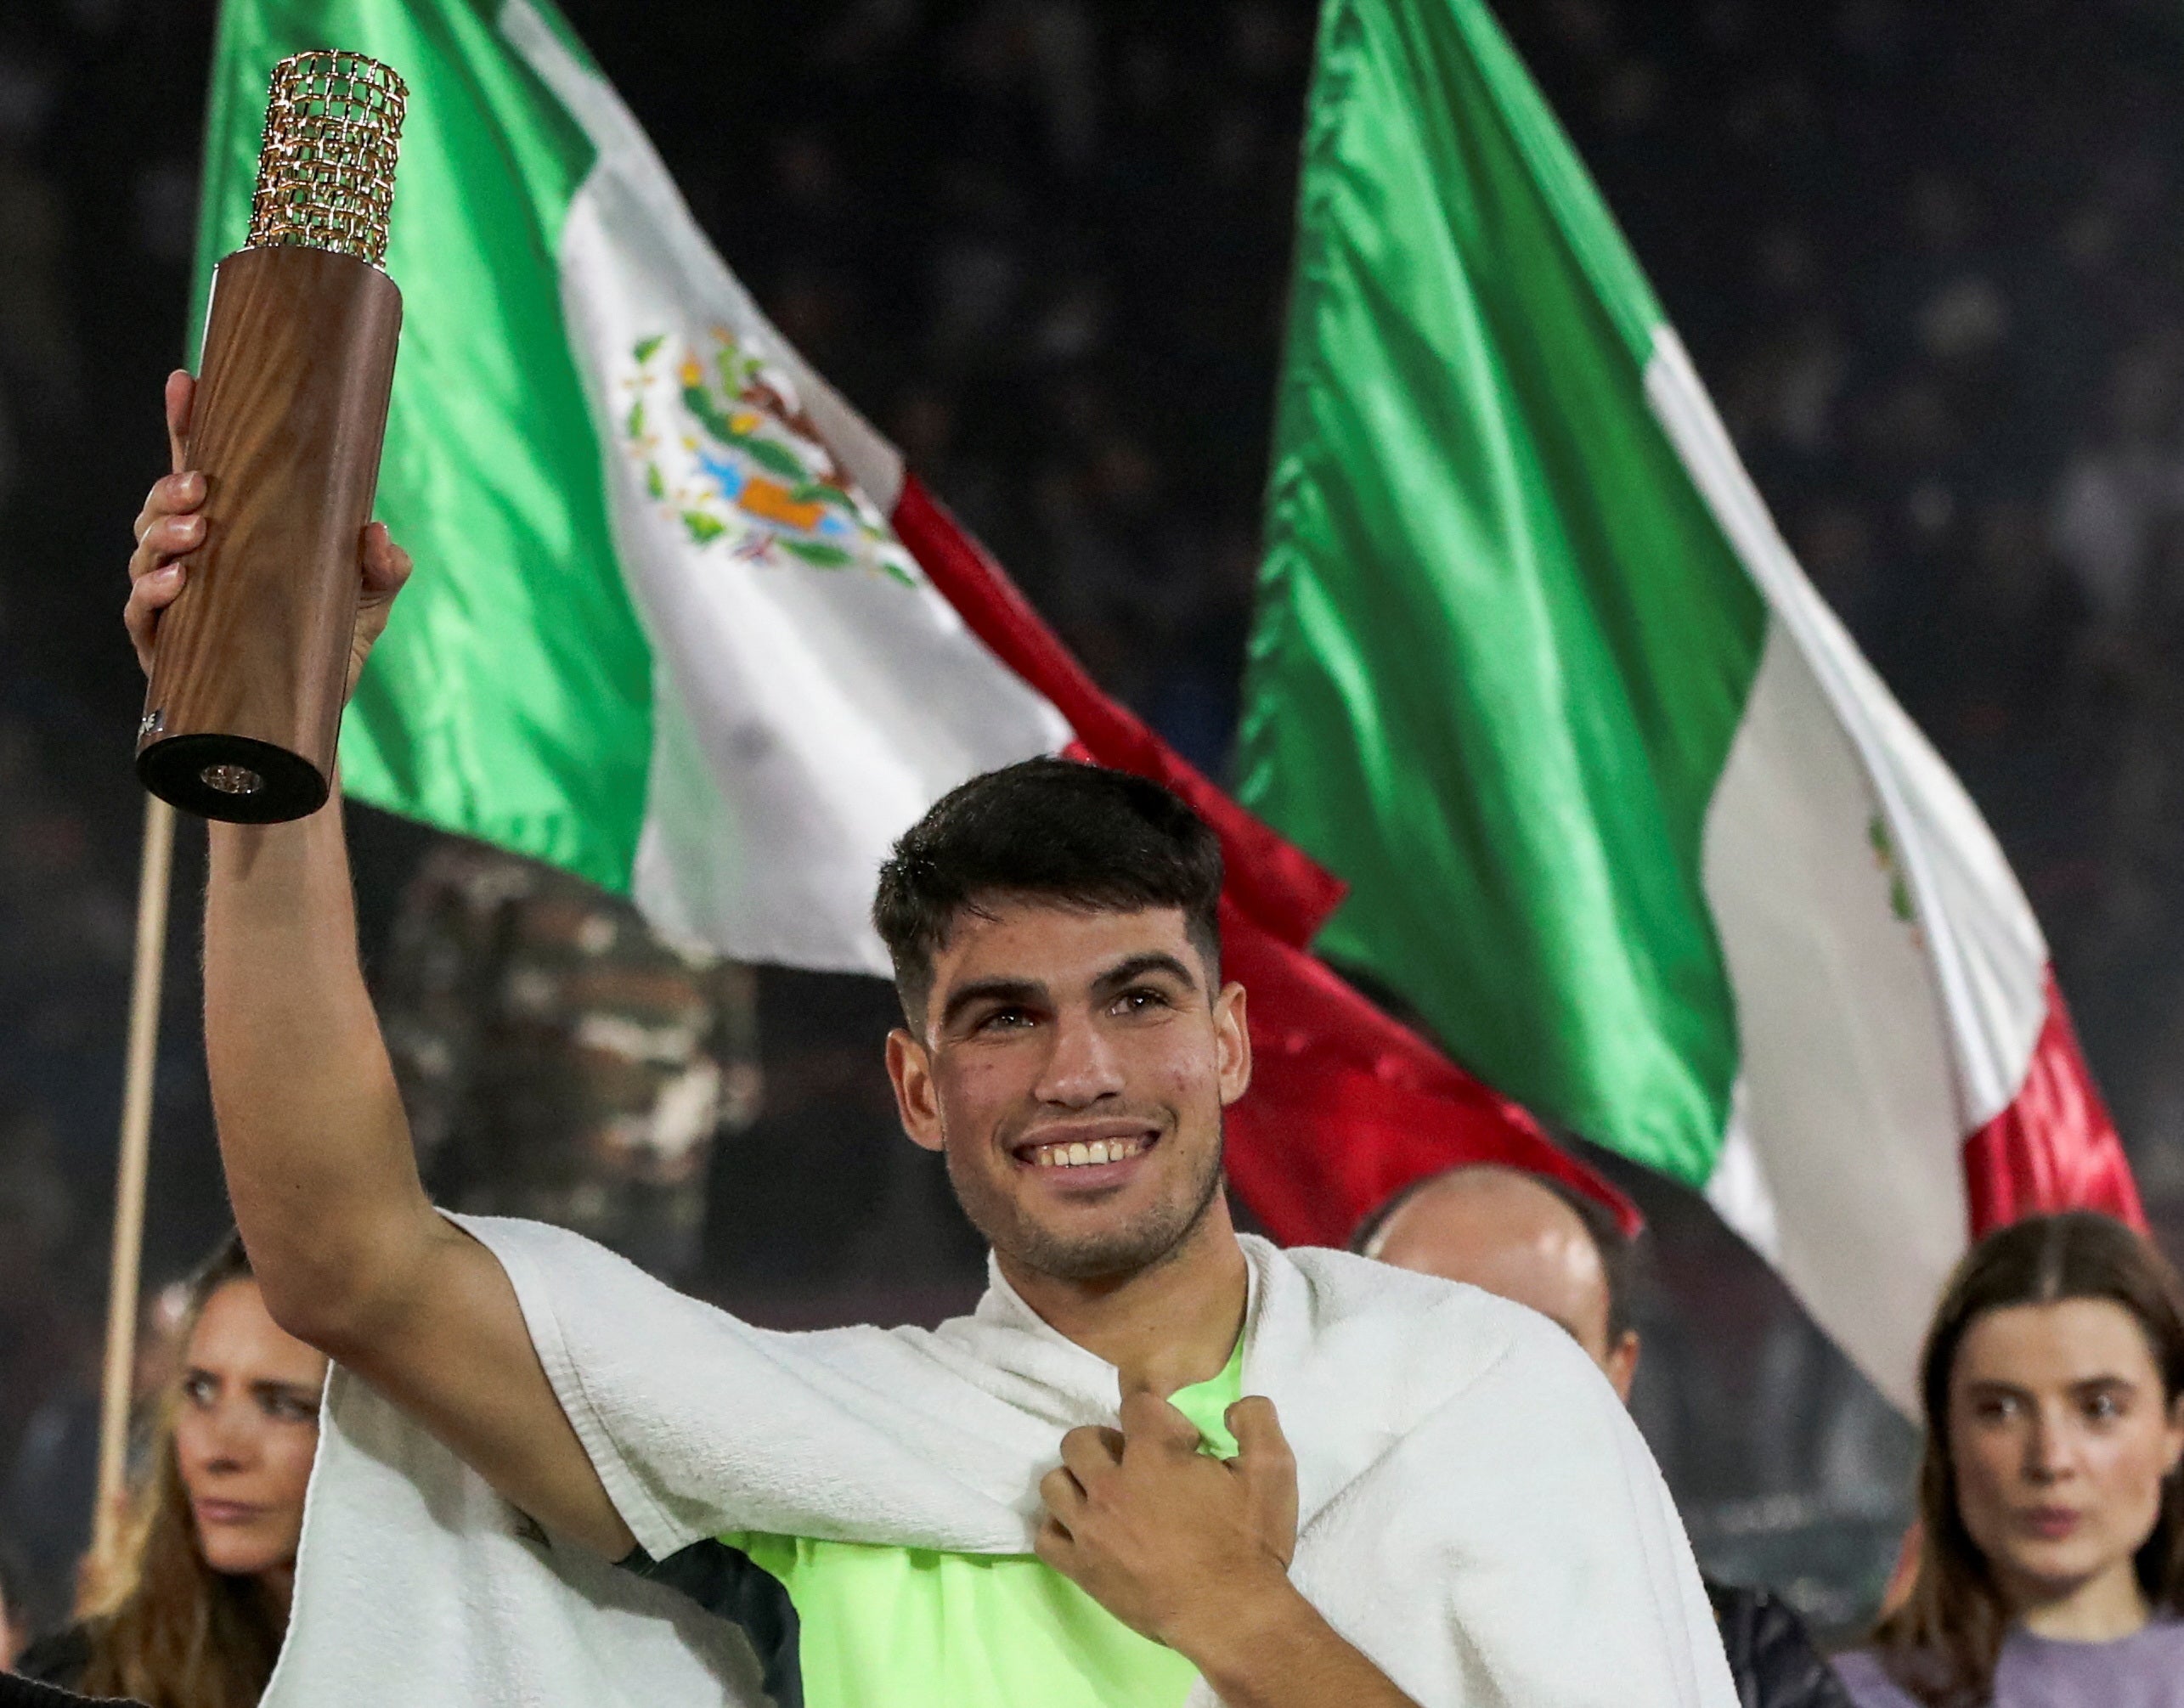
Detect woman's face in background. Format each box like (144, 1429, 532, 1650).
(172, 1278, 326, 1581)
(1949, 1296, 2184, 1611)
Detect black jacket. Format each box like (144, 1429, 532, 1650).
(1707, 1577, 1856, 1708)
(0, 1666, 141, 1708)
(5, 1626, 143, 1707)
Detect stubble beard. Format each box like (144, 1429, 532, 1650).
(947, 1120, 1228, 1285)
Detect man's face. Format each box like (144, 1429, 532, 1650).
(886, 899, 1250, 1286)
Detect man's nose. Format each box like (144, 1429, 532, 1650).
(1034, 1008, 1126, 1106)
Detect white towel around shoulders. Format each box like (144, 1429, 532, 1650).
(264, 1219, 1736, 1708)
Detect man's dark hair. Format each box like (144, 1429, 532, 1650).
(1351, 1166, 1641, 1343)
(872, 757, 1224, 1028)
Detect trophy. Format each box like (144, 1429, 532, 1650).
(136, 51, 407, 823)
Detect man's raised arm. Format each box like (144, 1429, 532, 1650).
(130, 370, 633, 1559)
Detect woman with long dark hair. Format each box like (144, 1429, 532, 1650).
(1835, 1210, 2184, 1706)
(14, 1236, 324, 1708)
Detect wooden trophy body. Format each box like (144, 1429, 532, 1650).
(135, 246, 402, 822)
(135, 49, 408, 824)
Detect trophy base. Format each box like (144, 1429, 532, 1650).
(136, 732, 330, 825)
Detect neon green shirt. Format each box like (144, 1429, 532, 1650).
(721, 1339, 1244, 1708)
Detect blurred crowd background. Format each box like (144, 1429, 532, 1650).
(7, 0, 2184, 1643)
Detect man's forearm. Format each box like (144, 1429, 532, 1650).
(204, 791, 436, 1339)
(1175, 1581, 1419, 1708)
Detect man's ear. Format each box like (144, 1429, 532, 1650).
(1605, 1329, 1641, 1406)
(1215, 980, 1252, 1108)
(886, 1028, 945, 1153)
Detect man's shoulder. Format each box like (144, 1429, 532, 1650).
(1250, 1238, 1617, 1438)
(460, 1211, 981, 1395)
(1264, 1239, 1593, 1365)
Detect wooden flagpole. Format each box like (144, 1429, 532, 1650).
(91, 792, 177, 1568)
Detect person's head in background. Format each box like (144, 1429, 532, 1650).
(1869, 1211, 2184, 1703)
(75, 1233, 326, 1708)
(1355, 1164, 1641, 1401)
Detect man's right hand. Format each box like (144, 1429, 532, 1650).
(126, 369, 413, 691)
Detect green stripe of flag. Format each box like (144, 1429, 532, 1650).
(190, 0, 652, 890)
(1237, 0, 1769, 1181)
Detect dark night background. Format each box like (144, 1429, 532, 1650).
(8, 0, 2184, 1638)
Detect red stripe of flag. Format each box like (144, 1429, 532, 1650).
(1963, 972, 2144, 1238)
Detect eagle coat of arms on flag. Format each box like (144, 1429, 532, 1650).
(621, 329, 917, 586)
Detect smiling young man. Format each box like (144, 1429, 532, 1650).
(127, 392, 1736, 1708)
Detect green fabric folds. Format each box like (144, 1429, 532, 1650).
(1237, 0, 1769, 1181)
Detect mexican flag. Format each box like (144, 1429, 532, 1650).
(188, 0, 1630, 1244)
(1236, 0, 2142, 1403)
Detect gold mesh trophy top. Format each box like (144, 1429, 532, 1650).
(245, 51, 407, 268)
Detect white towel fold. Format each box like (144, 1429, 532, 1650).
(265, 1219, 1736, 1707)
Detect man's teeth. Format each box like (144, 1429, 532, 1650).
(1030, 1136, 1149, 1169)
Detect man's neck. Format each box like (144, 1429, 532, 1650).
(997, 1200, 1250, 1396)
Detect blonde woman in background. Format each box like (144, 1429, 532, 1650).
(14, 1237, 324, 1708)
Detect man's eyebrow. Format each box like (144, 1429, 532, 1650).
(940, 976, 1047, 1031)
(1093, 952, 1200, 995)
